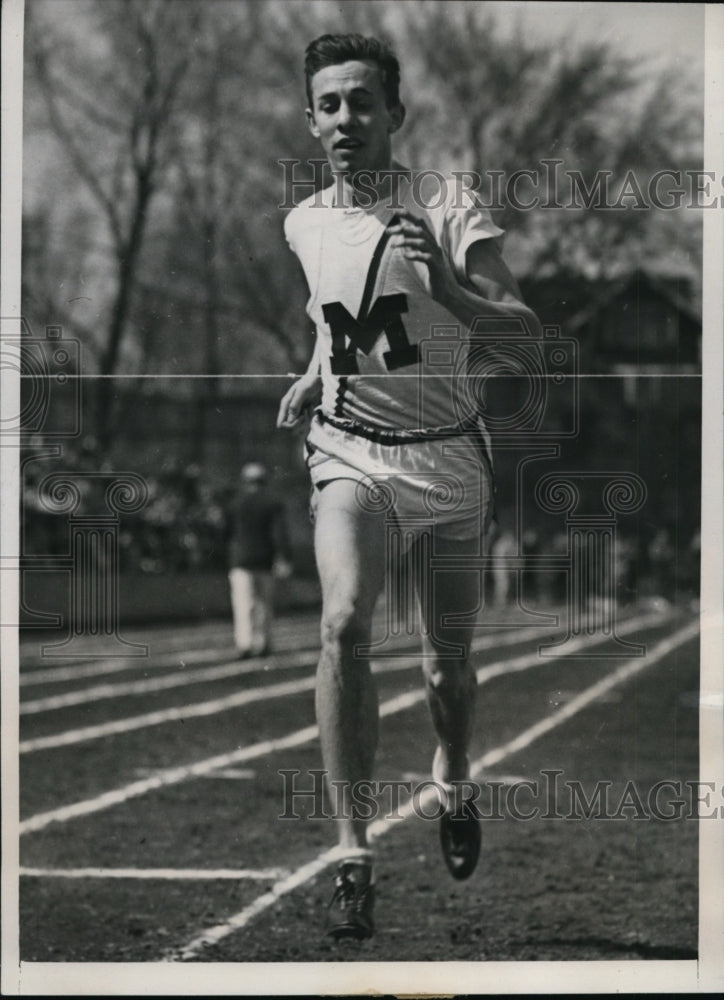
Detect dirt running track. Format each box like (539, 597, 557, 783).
(15, 602, 700, 979)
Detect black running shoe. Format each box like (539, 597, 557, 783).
(440, 801, 481, 880)
(326, 861, 375, 940)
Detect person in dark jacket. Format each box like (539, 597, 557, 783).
(227, 462, 292, 658)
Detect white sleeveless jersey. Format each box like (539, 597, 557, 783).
(284, 174, 503, 435)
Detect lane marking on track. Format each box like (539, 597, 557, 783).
(19, 614, 323, 669)
(20, 723, 321, 835)
(19, 629, 235, 673)
(17, 608, 556, 688)
(201, 768, 257, 780)
(20, 647, 241, 688)
(20, 675, 318, 753)
(401, 771, 530, 786)
(21, 600, 649, 683)
(20, 611, 319, 654)
(19, 866, 289, 881)
(18, 610, 667, 748)
(18, 611, 404, 680)
(20, 652, 317, 714)
(470, 618, 697, 773)
(19, 610, 673, 832)
(19, 630, 322, 688)
(19, 615, 560, 714)
(133, 766, 257, 780)
(170, 618, 699, 961)
(20, 606, 547, 675)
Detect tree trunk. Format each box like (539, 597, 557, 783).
(95, 168, 154, 454)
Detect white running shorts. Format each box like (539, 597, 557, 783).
(305, 412, 494, 543)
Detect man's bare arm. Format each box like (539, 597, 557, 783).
(389, 211, 541, 335)
(461, 238, 541, 335)
(276, 335, 322, 429)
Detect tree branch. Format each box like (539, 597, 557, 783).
(32, 46, 124, 249)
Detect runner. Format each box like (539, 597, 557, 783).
(277, 32, 540, 939)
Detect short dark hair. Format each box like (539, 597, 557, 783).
(304, 33, 401, 109)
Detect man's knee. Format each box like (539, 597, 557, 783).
(320, 599, 373, 654)
(423, 655, 474, 695)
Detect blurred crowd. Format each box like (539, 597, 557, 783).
(487, 522, 700, 608)
(21, 443, 699, 604)
(119, 462, 229, 574)
(22, 444, 230, 574)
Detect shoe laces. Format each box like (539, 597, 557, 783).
(330, 864, 372, 914)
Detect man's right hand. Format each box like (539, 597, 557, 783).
(276, 376, 322, 430)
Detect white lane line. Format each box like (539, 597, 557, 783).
(20, 619, 543, 713)
(18, 610, 668, 740)
(19, 675, 317, 754)
(19, 723, 321, 835)
(17, 604, 660, 689)
(20, 651, 316, 714)
(19, 634, 319, 688)
(16, 611, 524, 688)
(19, 610, 672, 833)
(20, 647, 238, 688)
(19, 633, 233, 673)
(18, 608, 415, 688)
(202, 768, 257, 780)
(19, 616, 322, 672)
(172, 849, 343, 959)
(20, 654, 432, 753)
(133, 767, 257, 780)
(376, 609, 667, 719)
(19, 604, 534, 674)
(401, 771, 530, 786)
(19, 866, 289, 881)
(19, 617, 354, 680)
(171, 618, 698, 961)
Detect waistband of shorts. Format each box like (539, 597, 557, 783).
(314, 409, 480, 445)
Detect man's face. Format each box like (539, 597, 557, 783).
(306, 60, 404, 177)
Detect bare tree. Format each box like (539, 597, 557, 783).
(398, 1, 702, 286)
(22, 0, 702, 467)
(26, 0, 202, 450)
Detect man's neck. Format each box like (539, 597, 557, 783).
(332, 160, 410, 208)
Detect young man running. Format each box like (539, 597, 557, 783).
(277, 33, 539, 940)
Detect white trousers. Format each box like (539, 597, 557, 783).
(228, 568, 274, 654)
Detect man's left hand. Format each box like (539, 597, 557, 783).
(388, 210, 455, 305)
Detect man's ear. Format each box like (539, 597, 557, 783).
(306, 108, 320, 139)
(388, 102, 406, 134)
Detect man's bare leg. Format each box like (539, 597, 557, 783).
(412, 531, 484, 879)
(413, 533, 481, 785)
(313, 478, 387, 853)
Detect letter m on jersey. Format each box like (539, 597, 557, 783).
(322, 293, 420, 375)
